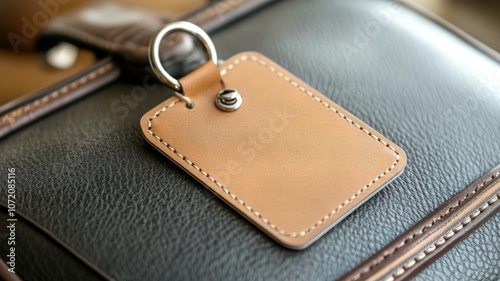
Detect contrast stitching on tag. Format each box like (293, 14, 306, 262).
(0, 62, 115, 128)
(348, 171, 500, 281)
(382, 192, 499, 281)
(148, 54, 401, 238)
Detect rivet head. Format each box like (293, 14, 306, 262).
(215, 88, 242, 112)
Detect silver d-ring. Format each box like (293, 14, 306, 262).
(148, 21, 218, 93)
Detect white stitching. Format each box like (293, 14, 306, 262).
(148, 55, 400, 237)
(383, 192, 500, 281)
(0, 62, 115, 128)
(349, 171, 500, 281)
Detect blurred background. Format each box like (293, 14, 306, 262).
(413, 0, 500, 51)
(0, 0, 210, 106)
(0, 0, 499, 106)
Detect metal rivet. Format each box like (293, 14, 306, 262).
(215, 89, 242, 112)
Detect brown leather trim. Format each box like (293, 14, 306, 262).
(339, 165, 500, 281)
(0, 258, 23, 281)
(396, 186, 499, 281)
(39, 0, 276, 65)
(0, 58, 120, 139)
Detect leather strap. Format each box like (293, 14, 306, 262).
(340, 165, 500, 281)
(0, 258, 23, 281)
(38, 0, 277, 66)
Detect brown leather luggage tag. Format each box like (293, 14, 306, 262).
(141, 22, 407, 249)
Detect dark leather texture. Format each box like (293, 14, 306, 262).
(1, 0, 499, 280)
(0, 210, 105, 281)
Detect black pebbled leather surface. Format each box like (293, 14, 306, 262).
(0, 211, 104, 281)
(1, 0, 499, 280)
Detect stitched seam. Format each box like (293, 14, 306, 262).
(0, 62, 115, 128)
(382, 192, 499, 281)
(148, 55, 400, 237)
(349, 171, 500, 281)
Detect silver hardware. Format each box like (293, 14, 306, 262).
(149, 21, 218, 108)
(216, 89, 242, 112)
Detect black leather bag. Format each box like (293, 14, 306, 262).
(1, 0, 499, 280)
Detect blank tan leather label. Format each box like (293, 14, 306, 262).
(141, 52, 407, 249)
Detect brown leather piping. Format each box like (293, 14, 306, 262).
(339, 165, 500, 281)
(0, 258, 23, 281)
(0, 57, 120, 139)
